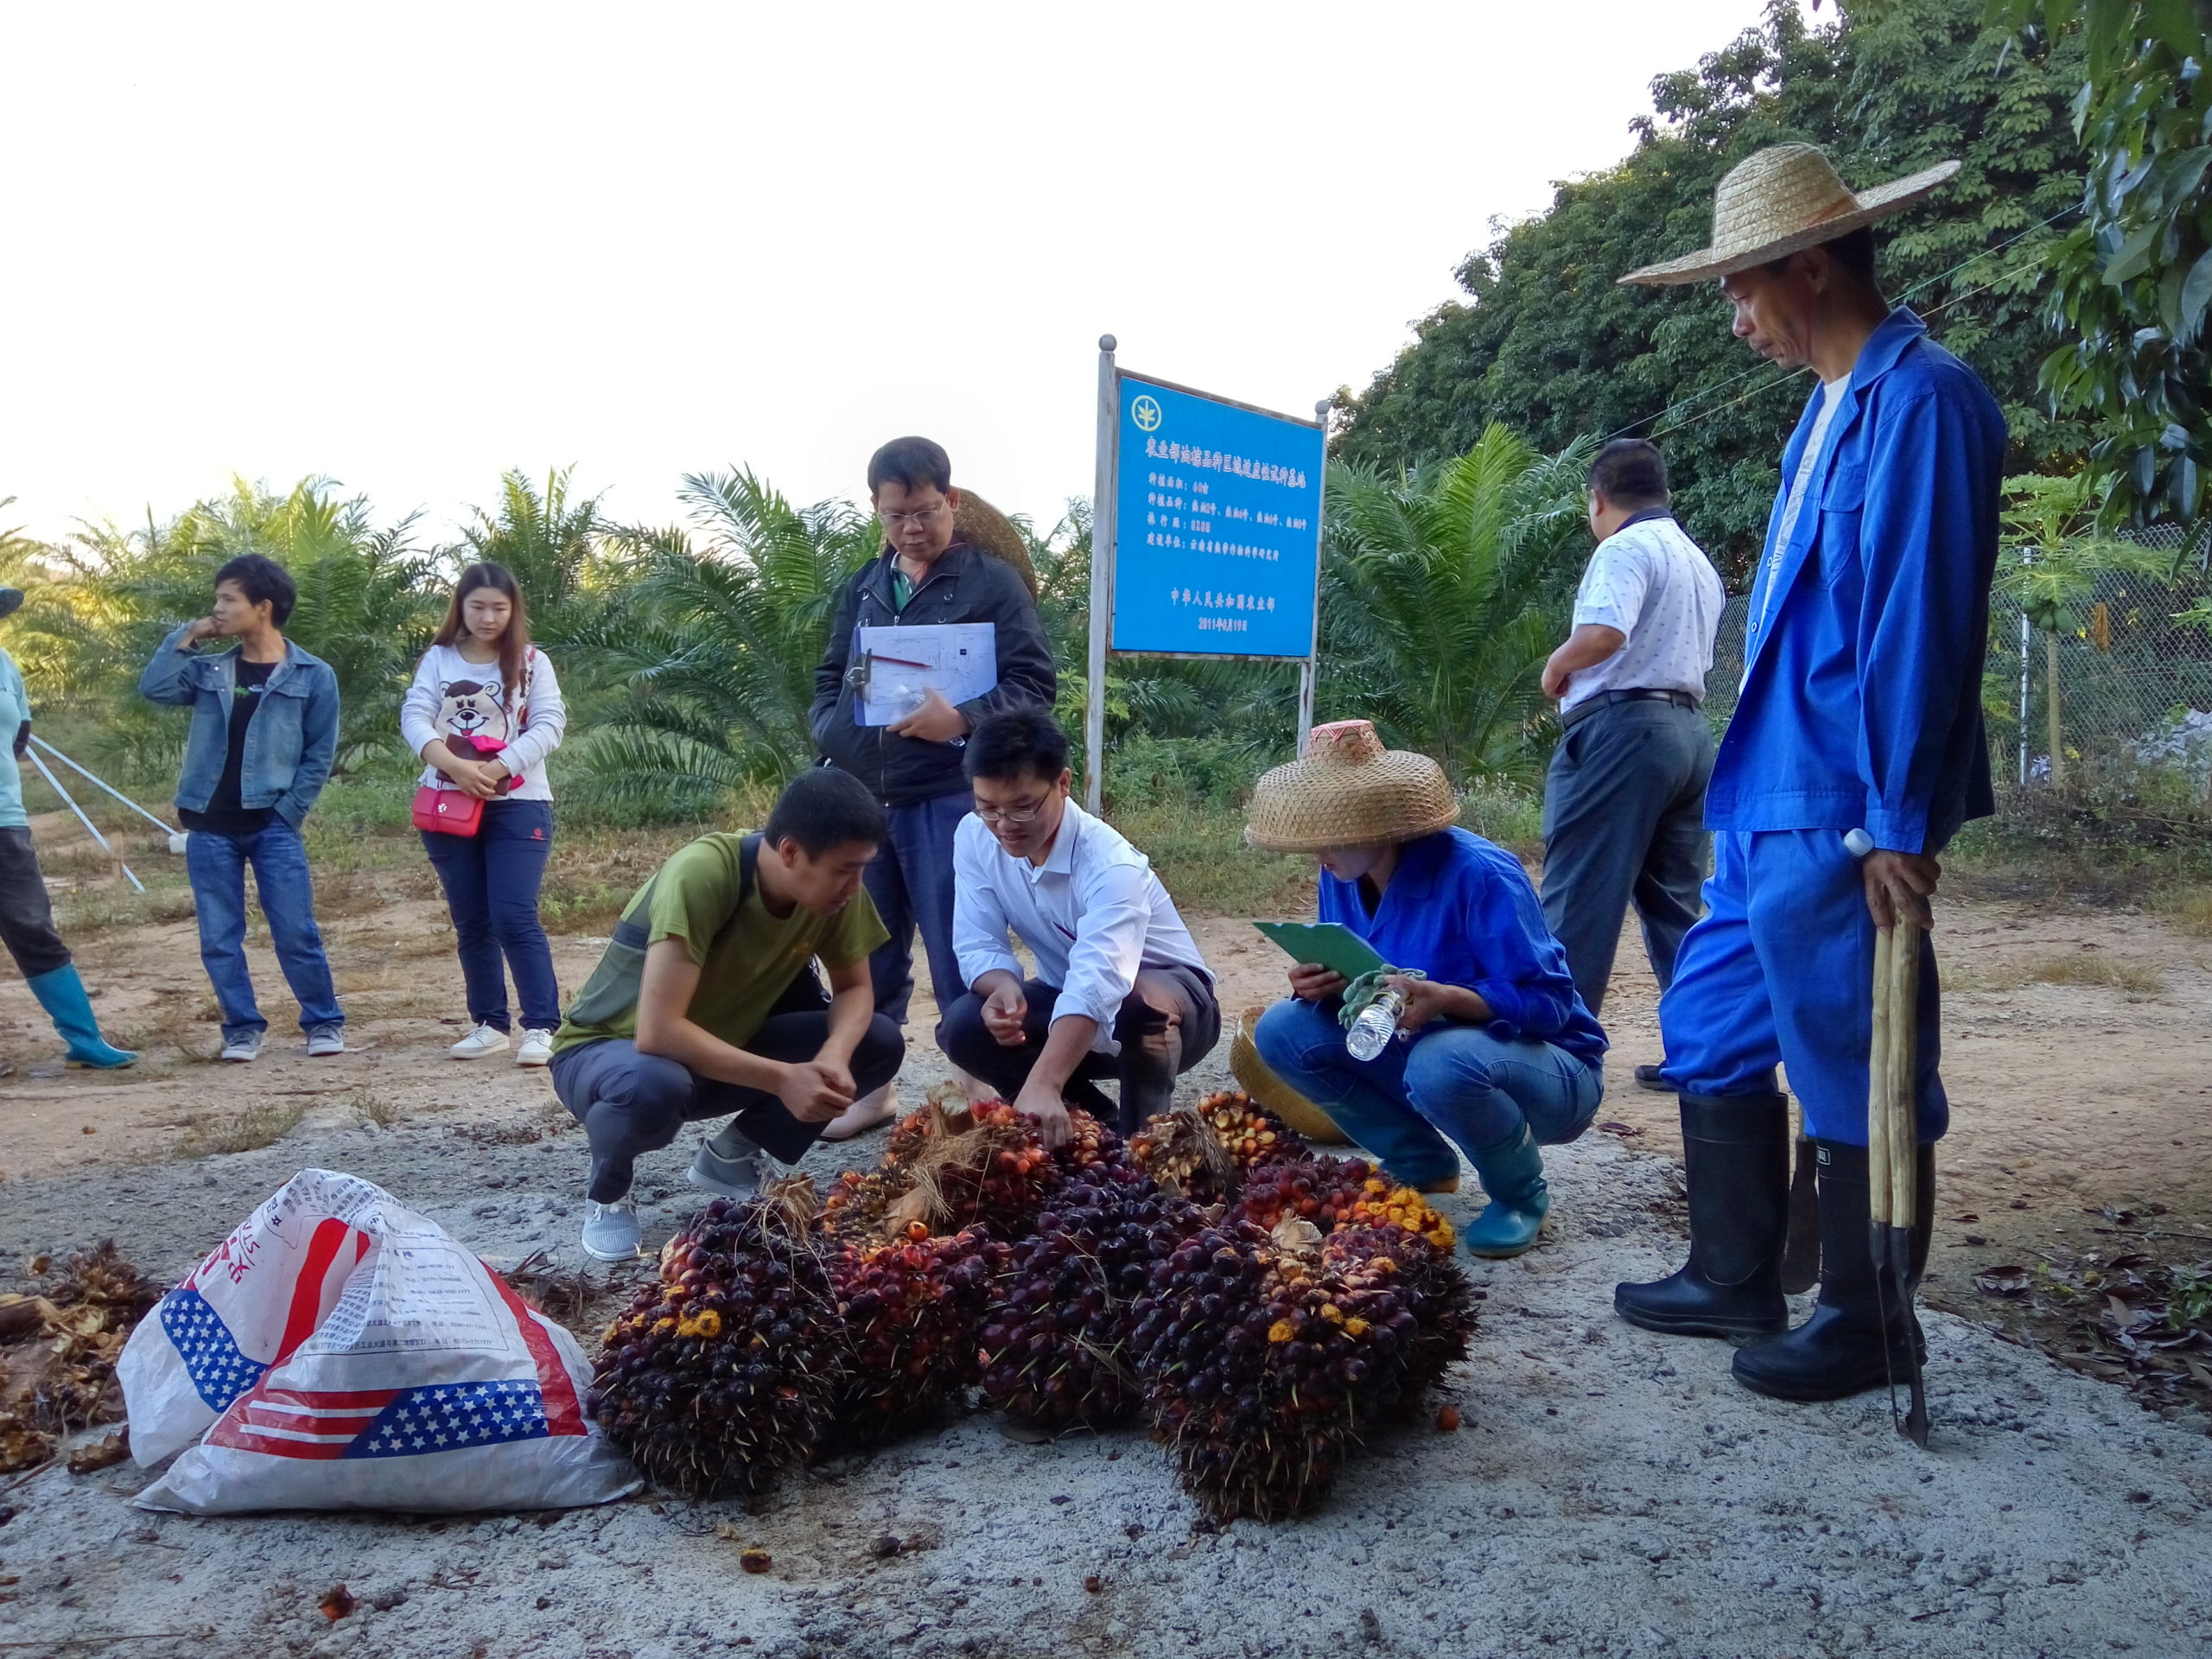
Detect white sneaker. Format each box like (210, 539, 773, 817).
(219, 1032, 263, 1064)
(307, 1027, 346, 1058)
(515, 1028, 556, 1068)
(450, 1024, 510, 1060)
(581, 1198, 641, 1262)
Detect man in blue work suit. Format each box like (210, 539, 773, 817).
(1610, 145, 2006, 1402)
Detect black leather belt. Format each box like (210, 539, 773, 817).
(1560, 688, 1702, 731)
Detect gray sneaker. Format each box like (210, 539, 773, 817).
(307, 1027, 346, 1058)
(581, 1198, 641, 1262)
(219, 1031, 263, 1064)
(687, 1122, 767, 1200)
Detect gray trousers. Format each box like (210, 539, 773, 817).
(1540, 697, 1714, 1017)
(0, 826, 71, 979)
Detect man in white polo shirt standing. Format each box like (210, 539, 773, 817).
(938, 709, 1218, 1146)
(1539, 440, 1726, 1083)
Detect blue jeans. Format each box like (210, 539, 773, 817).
(1253, 997, 1603, 1186)
(862, 789, 973, 1027)
(185, 820, 343, 1044)
(421, 798, 561, 1032)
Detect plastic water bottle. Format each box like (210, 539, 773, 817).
(1345, 988, 1405, 1062)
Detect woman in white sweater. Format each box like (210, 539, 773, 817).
(401, 563, 568, 1065)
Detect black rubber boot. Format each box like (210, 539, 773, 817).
(1613, 1092, 1790, 1341)
(1731, 1138, 1936, 1402)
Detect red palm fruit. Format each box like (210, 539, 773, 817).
(977, 1163, 1204, 1433)
(825, 1229, 1007, 1446)
(588, 1197, 842, 1499)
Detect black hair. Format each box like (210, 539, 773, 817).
(965, 709, 1070, 785)
(1768, 226, 1879, 289)
(214, 554, 297, 628)
(867, 436, 953, 499)
(765, 766, 887, 855)
(1586, 439, 1670, 509)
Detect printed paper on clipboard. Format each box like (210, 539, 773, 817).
(855, 623, 998, 727)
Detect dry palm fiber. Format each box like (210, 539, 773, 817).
(826, 1227, 1006, 1446)
(0, 1241, 159, 1474)
(589, 1188, 842, 1499)
(977, 1161, 1205, 1433)
(874, 1093, 1061, 1239)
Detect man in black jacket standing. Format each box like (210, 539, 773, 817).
(809, 436, 1057, 1136)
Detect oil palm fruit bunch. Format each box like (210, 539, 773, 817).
(1345, 1176, 1456, 1250)
(1129, 1217, 1360, 1522)
(827, 1226, 1006, 1445)
(589, 1195, 842, 1498)
(818, 1167, 909, 1241)
(1322, 1224, 1477, 1412)
(1052, 1106, 1129, 1173)
(1195, 1091, 1306, 1170)
(1128, 1109, 1238, 1202)
(977, 1162, 1204, 1433)
(1226, 1155, 1377, 1234)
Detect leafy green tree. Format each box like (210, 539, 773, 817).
(1318, 426, 1595, 785)
(1981, 0, 2210, 527)
(37, 479, 437, 779)
(1993, 471, 2167, 784)
(454, 467, 607, 622)
(563, 469, 877, 810)
(1334, 0, 2089, 578)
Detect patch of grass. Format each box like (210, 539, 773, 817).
(1104, 795, 1312, 918)
(1953, 953, 2166, 995)
(347, 1090, 404, 1129)
(2155, 882, 2212, 937)
(1458, 777, 1544, 861)
(176, 1101, 307, 1158)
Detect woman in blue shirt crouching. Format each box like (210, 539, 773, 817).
(1248, 721, 1607, 1258)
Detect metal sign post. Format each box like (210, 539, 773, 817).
(1086, 340, 1328, 811)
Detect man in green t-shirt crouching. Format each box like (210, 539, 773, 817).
(550, 768, 902, 1260)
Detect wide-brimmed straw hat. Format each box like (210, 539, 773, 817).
(1245, 720, 1458, 854)
(1618, 143, 1959, 287)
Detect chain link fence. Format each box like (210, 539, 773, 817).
(1705, 524, 2212, 792)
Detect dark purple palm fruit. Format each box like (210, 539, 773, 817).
(1225, 1155, 1378, 1235)
(1321, 1224, 1477, 1421)
(588, 1195, 843, 1498)
(977, 1162, 1204, 1433)
(825, 1226, 1006, 1446)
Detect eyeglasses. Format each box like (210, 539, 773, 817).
(974, 798, 1050, 827)
(880, 505, 949, 530)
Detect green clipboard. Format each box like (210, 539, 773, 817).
(1253, 921, 1388, 981)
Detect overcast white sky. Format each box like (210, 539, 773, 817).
(2, 1, 1783, 548)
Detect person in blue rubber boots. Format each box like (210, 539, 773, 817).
(1611, 145, 2005, 1402)
(1246, 721, 1607, 1259)
(0, 586, 136, 1070)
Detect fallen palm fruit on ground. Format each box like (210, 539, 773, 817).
(977, 1160, 1205, 1432)
(0, 1241, 159, 1475)
(589, 1190, 843, 1498)
(595, 1095, 1477, 1516)
(827, 1226, 1004, 1445)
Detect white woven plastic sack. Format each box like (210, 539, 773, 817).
(119, 1168, 637, 1515)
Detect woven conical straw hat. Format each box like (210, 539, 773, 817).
(1244, 720, 1459, 854)
(1619, 143, 1959, 287)
(952, 491, 1040, 596)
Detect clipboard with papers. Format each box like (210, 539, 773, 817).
(851, 622, 999, 727)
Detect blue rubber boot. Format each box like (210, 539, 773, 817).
(24, 964, 137, 1068)
(1462, 1122, 1548, 1259)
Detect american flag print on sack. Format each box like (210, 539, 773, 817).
(160, 1286, 267, 1411)
(207, 1378, 554, 1460)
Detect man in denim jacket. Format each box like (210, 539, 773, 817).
(1611, 146, 2005, 1403)
(141, 553, 346, 1062)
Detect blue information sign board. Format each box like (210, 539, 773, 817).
(1109, 373, 1324, 658)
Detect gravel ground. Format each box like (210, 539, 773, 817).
(3, 1073, 2209, 1659)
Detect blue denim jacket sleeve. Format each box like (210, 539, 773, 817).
(272, 664, 339, 827)
(137, 625, 203, 705)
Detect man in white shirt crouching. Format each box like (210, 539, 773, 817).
(939, 709, 1218, 1147)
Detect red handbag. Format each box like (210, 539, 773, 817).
(412, 785, 484, 836)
